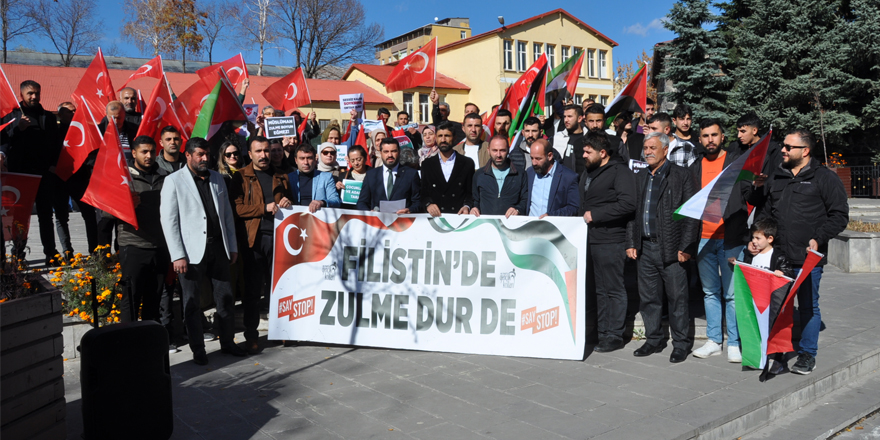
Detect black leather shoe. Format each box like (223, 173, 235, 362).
(220, 344, 248, 357)
(633, 342, 666, 357)
(594, 339, 624, 353)
(245, 340, 261, 355)
(193, 350, 208, 365)
(669, 348, 688, 363)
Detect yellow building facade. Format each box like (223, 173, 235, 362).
(375, 18, 472, 65)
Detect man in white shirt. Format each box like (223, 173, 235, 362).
(454, 113, 489, 169)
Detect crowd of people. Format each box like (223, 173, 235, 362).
(1, 78, 848, 373)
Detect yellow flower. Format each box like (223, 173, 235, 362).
(73, 308, 79, 313)
(81, 301, 86, 305)
(102, 289, 111, 296)
(113, 317, 119, 323)
(117, 293, 123, 299)
(106, 253, 111, 258)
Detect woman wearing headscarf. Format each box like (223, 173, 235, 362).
(417, 125, 438, 165)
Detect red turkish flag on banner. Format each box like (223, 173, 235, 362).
(56, 96, 103, 181)
(72, 49, 117, 119)
(0, 64, 20, 118)
(81, 122, 138, 230)
(262, 67, 311, 112)
(2, 172, 41, 241)
(120, 55, 163, 89)
(197, 54, 248, 91)
(172, 79, 211, 137)
(385, 38, 437, 93)
(136, 74, 188, 145)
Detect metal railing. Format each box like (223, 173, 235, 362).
(850, 165, 879, 198)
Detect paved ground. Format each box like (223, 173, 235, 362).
(11, 212, 880, 439)
(836, 409, 880, 439)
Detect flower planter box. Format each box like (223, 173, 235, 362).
(829, 230, 880, 273)
(0, 281, 67, 440)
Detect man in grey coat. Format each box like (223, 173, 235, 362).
(160, 137, 246, 365)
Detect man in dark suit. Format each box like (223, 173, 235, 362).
(421, 121, 475, 216)
(356, 138, 420, 213)
(526, 139, 578, 218)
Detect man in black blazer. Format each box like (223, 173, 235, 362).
(356, 138, 420, 213)
(525, 139, 579, 218)
(421, 121, 475, 216)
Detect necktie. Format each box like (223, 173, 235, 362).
(386, 170, 394, 199)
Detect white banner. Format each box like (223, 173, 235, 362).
(339, 93, 364, 113)
(269, 208, 587, 360)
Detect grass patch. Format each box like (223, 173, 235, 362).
(847, 220, 880, 232)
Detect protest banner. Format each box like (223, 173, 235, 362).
(394, 135, 413, 149)
(2, 173, 42, 241)
(362, 119, 385, 134)
(335, 144, 349, 168)
(263, 116, 298, 139)
(340, 181, 362, 204)
(340, 93, 364, 113)
(244, 104, 259, 124)
(629, 159, 649, 173)
(270, 208, 587, 360)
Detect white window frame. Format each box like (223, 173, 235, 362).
(599, 50, 608, 79)
(419, 94, 429, 123)
(561, 46, 570, 63)
(503, 40, 514, 71)
(573, 47, 584, 77)
(574, 94, 583, 105)
(461, 31, 466, 39)
(516, 40, 527, 72)
(533, 42, 542, 63)
(403, 93, 414, 118)
(588, 49, 596, 78)
(545, 44, 555, 69)
(600, 95, 608, 106)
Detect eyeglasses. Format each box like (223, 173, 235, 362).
(224, 152, 239, 158)
(781, 144, 807, 151)
(322, 151, 336, 156)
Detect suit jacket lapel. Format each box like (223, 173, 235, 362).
(180, 168, 202, 203)
(548, 167, 563, 212)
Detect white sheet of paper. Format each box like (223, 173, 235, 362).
(380, 199, 406, 213)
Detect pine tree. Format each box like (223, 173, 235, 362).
(660, 0, 732, 125)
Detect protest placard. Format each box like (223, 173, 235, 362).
(362, 119, 385, 133)
(336, 144, 349, 168)
(340, 93, 364, 113)
(340, 180, 362, 204)
(263, 116, 298, 139)
(244, 104, 259, 124)
(629, 159, 649, 173)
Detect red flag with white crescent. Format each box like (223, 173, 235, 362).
(0, 64, 20, 118)
(136, 74, 188, 145)
(2, 172, 41, 241)
(56, 97, 103, 181)
(81, 121, 139, 230)
(72, 48, 116, 119)
(197, 53, 249, 91)
(172, 79, 211, 137)
(486, 54, 548, 136)
(262, 67, 311, 112)
(385, 38, 437, 93)
(120, 55, 164, 89)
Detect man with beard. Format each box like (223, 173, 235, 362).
(471, 135, 528, 218)
(750, 129, 848, 374)
(357, 138, 421, 213)
(553, 104, 586, 173)
(231, 136, 293, 355)
(688, 120, 750, 362)
(526, 139, 578, 217)
(1, 80, 65, 264)
(420, 121, 475, 216)
(156, 126, 186, 173)
(119, 87, 143, 130)
(583, 104, 628, 161)
(509, 117, 559, 171)
(454, 113, 489, 169)
(626, 132, 698, 363)
(579, 131, 637, 352)
(288, 144, 341, 211)
(493, 109, 512, 138)
(161, 137, 245, 365)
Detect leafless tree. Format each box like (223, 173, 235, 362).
(27, 0, 102, 67)
(235, 0, 274, 75)
(1, 0, 36, 63)
(274, 0, 383, 78)
(121, 0, 174, 56)
(200, 0, 238, 65)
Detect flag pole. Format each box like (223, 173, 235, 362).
(432, 37, 438, 91)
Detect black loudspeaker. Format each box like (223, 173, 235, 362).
(80, 321, 173, 440)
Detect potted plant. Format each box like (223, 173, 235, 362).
(0, 228, 67, 439)
(49, 244, 124, 327)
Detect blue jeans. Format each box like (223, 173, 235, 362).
(697, 238, 744, 347)
(795, 266, 823, 357)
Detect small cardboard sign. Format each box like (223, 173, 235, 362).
(340, 93, 364, 113)
(263, 116, 297, 139)
(244, 104, 259, 124)
(341, 179, 362, 204)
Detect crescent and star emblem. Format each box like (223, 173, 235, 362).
(64, 121, 85, 148)
(404, 52, 429, 75)
(1, 186, 21, 217)
(151, 98, 167, 123)
(283, 224, 308, 256)
(227, 67, 244, 77)
(138, 64, 153, 75)
(285, 83, 298, 100)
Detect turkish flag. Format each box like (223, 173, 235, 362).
(297, 116, 309, 139)
(197, 53, 248, 91)
(81, 121, 138, 229)
(172, 79, 211, 137)
(1, 172, 41, 241)
(56, 97, 103, 181)
(120, 55, 163, 89)
(486, 54, 547, 135)
(0, 64, 20, 118)
(262, 67, 311, 112)
(386, 38, 437, 93)
(354, 123, 370, 167)
(72, 49, 117, 119)
(136, 74, 188, 145)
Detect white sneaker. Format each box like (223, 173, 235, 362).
(727, 345, 742, 363)
(693, 341, 722, 358)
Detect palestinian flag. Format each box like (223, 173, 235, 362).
(486, 54, 548, 136)
(507, 61, 549, 148)
(604, 63, 648, 126)
(765, 250, 823, 361)
(733, 261, 793, 370)
(674, 130, 773, 222)
(545, 49, 584, 106)
(191, 75, 248, 140)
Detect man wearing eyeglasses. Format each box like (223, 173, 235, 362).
(230, 136, 293, 354)
(751, 129, 848, 375)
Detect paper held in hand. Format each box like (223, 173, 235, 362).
(341, 179, 362, 204)
(339, 93, 364, 113)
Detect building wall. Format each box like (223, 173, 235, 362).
(344, 69, 470, 125)
(377, 25, 472, 65)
